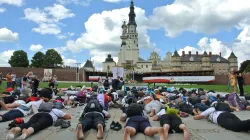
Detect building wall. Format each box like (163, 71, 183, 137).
(135, 62, 152, 72)
(103, 62, 116, 72)
(0, 67, 86, 81)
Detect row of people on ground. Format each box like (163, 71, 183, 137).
(1, 84, 250, 140)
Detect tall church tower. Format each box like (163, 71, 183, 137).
(118, 0, 139, 67)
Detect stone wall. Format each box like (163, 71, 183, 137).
(0, 67, 86, 81)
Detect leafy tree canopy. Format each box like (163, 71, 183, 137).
(43, 49, 63, 68)
(8, 50, 29, 67)
(30, 51, 45, 68)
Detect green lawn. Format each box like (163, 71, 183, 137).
(0, 81, 249, 94)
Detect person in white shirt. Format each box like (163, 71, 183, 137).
(194, 107, 250, 132)
(11, 73, 16, 89)
(153, 109, 190, 140)
(0, 99, 42, 122)
(6, 96, 71, 140)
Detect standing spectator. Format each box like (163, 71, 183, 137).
(103, 76, 110, 90)
(0, 72, 2, 86)
(53, 75, 58, 87)
(229, 71, 236, 93)
(16, 76, 22, 90)
(11, 73, 16, 89)
(234, 69, 245, 96)
(98, 76, 102, 87)
(6, 72, 12, 88)
(32, 76, 40, 96)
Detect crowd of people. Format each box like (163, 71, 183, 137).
(0, 73, 249, 140)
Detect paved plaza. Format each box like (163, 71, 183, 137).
(0, 105, 250, 140)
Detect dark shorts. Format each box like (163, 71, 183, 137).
(160, 114, 183, 133)
(125, 116, 151, 134)
(81, 112, 105, 132)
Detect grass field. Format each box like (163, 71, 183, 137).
(0, 81, 249, 94)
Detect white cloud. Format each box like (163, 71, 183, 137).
(0, 0, 23, 6)
(0, 27, 19, 42)
(32, 23, 61, 35)
(44, 4, 75, 22)
(103, 0, 121, 3)
(149, 0, 250, 37)
(29, 44, 43, 52)
(64, 7, 154, 69)
(0, 7, 5, 13)
(0, 50, 15, 67)
(56, 32, 75, 39)
(56, 0, 91, 6)
(23, 4, 74, 35)
(61, 55, 77, 66)
(53, 46, 68, 54)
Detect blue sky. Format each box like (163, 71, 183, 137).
(0, 0, 249, 69)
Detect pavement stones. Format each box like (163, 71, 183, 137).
(0, 107, 250, 140)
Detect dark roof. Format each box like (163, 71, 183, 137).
(138, 57, 146, 61)
(104, 54, 115, 62)
(228, 52, 237, 59)
(203, 51, 208, 56)
(83, 60, 94, 68)
(172, 50, 180, 57)
(180, 54, 229, 63)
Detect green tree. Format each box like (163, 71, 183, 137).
(244, 63, 250, 73)
(30, 51, 45, 68)
(8, 50, 29, 67)
(43, 49, 63, 68)
(239, 60, 250, 72)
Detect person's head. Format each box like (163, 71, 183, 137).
(120, 77, 123, 81)
(38, 88, 53, 102)
(23, 77, 27, 82)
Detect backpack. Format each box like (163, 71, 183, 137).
(126, 103, 143, 117)
(188, 96, 201, 105)
(174, 98, 186, 108)
(212, 102, 232, 112)
(103, 79, 109, 87)
(38, 102, 53, 112)
(83, 99, 103, 113)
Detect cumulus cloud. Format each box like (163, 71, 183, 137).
(56, 0, 91, 6)
(149, 0, 250, 37)
(0, 50, 15, 67)
(24, 4, 75, 35)
(0, 0, 23, 6)
(64, 7, 155, 70)
(29, 44, 43, 52)
(56, 32, 74, 39)
(0, 7, 5, 13)
(61, 55, 77, 66)
(103, 0, 121, 3)
(0, 27, 19, 42)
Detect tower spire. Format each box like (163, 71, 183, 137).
(128, 0, 137, 26)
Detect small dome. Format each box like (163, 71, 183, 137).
(105, 54, 114, 62)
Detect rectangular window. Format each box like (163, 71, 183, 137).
(146, 65, 148, 68)
(141, 65, 143, 68)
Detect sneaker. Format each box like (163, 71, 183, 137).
(110, 121, 115, 129)
(113, 122, 122, 131)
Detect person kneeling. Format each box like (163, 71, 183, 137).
(121, 103, 166, 140)
(153, 108, 190, 140)
(76, 99, 110, 140)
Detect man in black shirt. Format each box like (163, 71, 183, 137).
(234, 69, 244, 96)
(32, 76, 40, 96)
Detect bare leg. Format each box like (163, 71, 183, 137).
(163, 124, 170, 139)
(179, 124, 190, 140)
(144, 127, 166, 140)
(149, 109, 155, 117)
(96, 124, 104, 139)
(6, 103, 20, 109)
(124, 126, 136, 140)
(0, 100, 8, 110)
(19, 127, 34, 140)
(76, 124, 84, 140)
(6, 127, 21, 140)
(246, 106, 250, 111)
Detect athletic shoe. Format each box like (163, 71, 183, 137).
(113, 122, 122, 131)
(110, 121, 115, 129)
